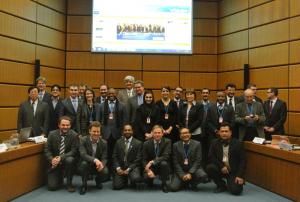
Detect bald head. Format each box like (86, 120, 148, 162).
(244, 89, 254, 103)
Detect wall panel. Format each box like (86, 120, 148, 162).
(66, 52, 104, 69)
(180, 55, 217, 72)
(218, 30, 248, 53)
(143, 55, 179, 71)
(180, 73, 217, 90)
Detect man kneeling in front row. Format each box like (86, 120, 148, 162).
(78, 121, 109, 195)
(206, 122, 246, 195)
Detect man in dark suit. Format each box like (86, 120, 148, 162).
(117, 75, 136, 105)
(112, 124, 142, 190)
(235, 89, 266, 141)
(78, 83, 87, 101)
(36, 76, 52, 103)
(47, 84, 63, 132)
(143, 125, 171, 193)
(207, 91, 235, 142)
(173, 86, 185, 109)
(17, 86, 49, 137)
(206, 122, 246, 195)
(170, 127, 208, 192)
(44, 116, 78, 192)
(78, 121, 109, 195)
(60, 84, 80, 132)
(263, 88, 287, 140)
(127, 80, 144, 124)
(96, 84, 108, 104)
(96, 88, 128, 178)
(246, 83, 263, 103)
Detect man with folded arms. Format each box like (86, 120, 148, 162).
(170, 127, 209, 192)
(206, 122, 246, 195)
(44, 116, 78, 192)
(78, 121, 109, 195)
(112, 124, 142, 190)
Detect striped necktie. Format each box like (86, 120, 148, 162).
(59, 135, 66, 155)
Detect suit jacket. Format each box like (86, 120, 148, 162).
(17, 100, 50, 136)
(173, 139, 203, 178)
(60, 97, 81, 131)
(173, 98, 185, 109)
(206, 103, 235, 136)
(96, 100, 128, 140)
(44, 129, 78, 163)
(225, 96, 243, 111)
(199, 100, 212, 137)
(208, 138, 246, 178)
(142, 137, 171, 167)
(79, 135, 107, 165)
(117, 89, 136, 105)
(41, 92, 52, 104)
(178, 102, 203, 135)
(76, 102, 99, 136)
(47, 98, 63, 132)
(239, 96, 263, 104)
(235, 102, 266, 140)
(95, 96, 106, 104)
(127, 95, 143, 124)
(112, 137, 142, 171)
(263, 99, 287, 134)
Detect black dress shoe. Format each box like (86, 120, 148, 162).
(162, 185, 169, 193)
(96, 182, 103, 189)
(79, 186, 87, 195)
(213, 186, 226, 193)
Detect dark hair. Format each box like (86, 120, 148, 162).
(143, 90, 155, 104)
(219, 122, 232, 131)
(134, 80, 144, 87)
(269, 87, 278, 96)
(68, 83, 78, 88)
(28, 86, 38, 93)
(225, 83, 236, 90)
(185, 88, 196, 99)
(123, 124, 133, 130)
(202, 88, 210, 93)
(58, 116, 72, 124)
(161, 86, 171, 92)
(51, 84, 61, 91)
(179, 127, 190, 133)
(246, 83, 256, 89)
(99, 84, 109, 89)
(89, 121, 101, 130)
(84, 88, 95, 103)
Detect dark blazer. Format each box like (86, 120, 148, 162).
(76, 102, 99, 136)
(156, 99, 178, 131)
(96, 100, 127, 140)
(112, 137, 142, 171)
(47, 98, 63, 133)
(173, 98, 185, 109)
(206, 103, 235, 136)
(263, 99, 287, 134)
(95, 96, 106, 104)
(178, 102, 203, 134)
(127, 95, 143, 124)
(60, 97, 81, 131)
(142, 137, 171, 167)
(17, 100, 50, 136)
(172, 139, 203, 178)
(225, 96, 243, 111)
(208, 138, 246, 178)
(117, 89, 136, 105)
(134, 103, 160, 141)
(44, 129, 78, 163)
(79, 136, 107, 165)
(41, 92, 52, 104)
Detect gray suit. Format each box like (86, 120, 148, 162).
(235, 102, 266, 141)
(17, 100, 49, 136)
(127, 95, 143, 124)
(117, 89, 136, 105)
(60, 97, 81, 132)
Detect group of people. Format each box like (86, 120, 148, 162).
(17, 75, 287, 196)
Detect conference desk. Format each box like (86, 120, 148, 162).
(244, 142, 300, 202)
(0, 142, 46, 202)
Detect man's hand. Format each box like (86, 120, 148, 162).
(51, 156, 61, 168)
(145, 160, 153, 172)
(235, 177, 244, 185)
(253, 115, 259, 121)
(182, 173, 192, 181)
(94, 159, 104, 171)
(221, 166, 229, 174)
(147, 170, 155, 178)
(116, 167, 124, 176)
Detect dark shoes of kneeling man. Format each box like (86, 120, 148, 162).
(79, 181, 103, 195)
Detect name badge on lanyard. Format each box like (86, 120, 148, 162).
(219, 116, 223, 123)
(164, 113, 169, 120)
(184, 158, 189, 165)
(109, 113, 114, 120)
(146, 117, 151, 124)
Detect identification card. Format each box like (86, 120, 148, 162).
(184, 159, 189, 165)
(146, 117, 151, 124)
(164, 113, 169, 120)
(109, 113, 114, 120)
(219, 116, 223, 123)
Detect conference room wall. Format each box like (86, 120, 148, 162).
(0, 0, 66, 141)
(66, 0, 218, 102)
(218, 0, 300, 136)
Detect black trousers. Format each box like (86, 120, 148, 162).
(143, 161, 170, 185)
(78, 160, 109, 186)
(112, 167, 142, 190)
(206, 163, 243, 195)
(47, 156, 76, 191)
(107, 135, 117, 177)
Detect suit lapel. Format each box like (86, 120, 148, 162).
(86, 137, 93, 156)
(67, 98, 76, 114)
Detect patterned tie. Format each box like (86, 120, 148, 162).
(124, 139, 129, 164)
(59, 135, 66, 155)
(269, 101, 273, 114)
(155, 141, 159, 158)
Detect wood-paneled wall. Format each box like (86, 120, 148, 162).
(66, 0, 218, 100)
(0, 0, 66, 141)
(218, 0, 300, 136)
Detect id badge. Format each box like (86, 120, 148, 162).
(185, 116, 189, 121)
(109, 113, 114, 120)
(184, 159, 189, 165)
(164, 113, 169, 120)
(219, 116, 223, 123)
(146, 117, 151, 124)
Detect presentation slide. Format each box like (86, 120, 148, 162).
(92, 0, 193, 54)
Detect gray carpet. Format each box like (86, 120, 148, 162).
(12, 176, 292, 202)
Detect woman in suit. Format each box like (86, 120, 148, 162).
(77, 88, 98, 136)
(156, 86, 179, 143)
(134, 90, 160, 141)
(178, 88, 203, 141)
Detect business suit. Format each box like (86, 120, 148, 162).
(17, 99, 50, 136)
(127, 94, 143, 124)
(78, 136, 109, 187)
(76, 102, 98, 136)
(142, 137, 171, 186)
(235, 101, 266, 141)
(117, 89, 136, 105)
(95, 96, 106, 104)
(239, 95, 263, 104)
(225, 96, 243, 111)
(44, 129, 78, 190)
(60, 97, 81, 132)
(41, 91, 52, 104)
(112, 137, 142, 189)
(173, 98, 185, 109)
(263, 99, 287, 140)
(47, 98, 63, 133)
(170, 140, 208, 191)
(206, 138, 246, 195)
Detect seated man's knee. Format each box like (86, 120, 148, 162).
(65, 156, 75, 165)
(159, 161, 168, 167)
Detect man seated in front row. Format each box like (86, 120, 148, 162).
(170, 127, 209, 192)
(143, 125, 171, 193)
(112, 124, 143, 190)
(206, 122, 246, 195)
(44, 116, 78, 192)
(78, 121, 109, 195)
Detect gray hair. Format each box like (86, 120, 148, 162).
(124, 75, 135, 83)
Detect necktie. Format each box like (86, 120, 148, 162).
(32, 101, 36, 116)
(59, 135, 66, 155)
(124, 139, 129, 164)
(155, 141, 159, 157)
(269, 101, 273, 114)
(38, 92, 43, 101)
(184, 144, 189, 156)
(229, 98, 233, 106)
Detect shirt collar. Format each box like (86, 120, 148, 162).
(90, 137, 99, 144)
(124, 136, 133, 143)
